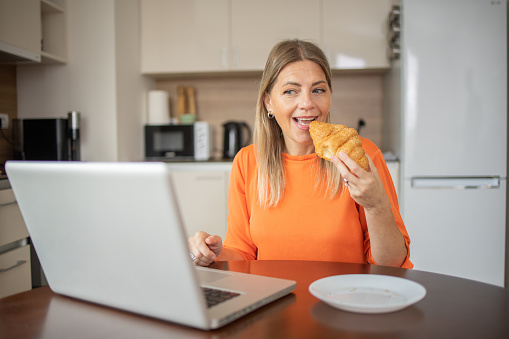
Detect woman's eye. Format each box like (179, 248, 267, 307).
(283, 89, 296, 95)
(313, 88, 327, 94)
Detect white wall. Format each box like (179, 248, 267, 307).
(115, 0, 154, 161)
(17, 0, 154, 161)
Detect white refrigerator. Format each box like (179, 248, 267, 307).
(383, 0, 507, 286)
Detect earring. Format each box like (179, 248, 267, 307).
(267, 111, 274, 119)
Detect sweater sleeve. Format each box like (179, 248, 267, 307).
(222, 146, 258, 260)
(360, 138, 413, 269)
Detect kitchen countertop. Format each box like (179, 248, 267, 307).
(156, 157, 233, 163)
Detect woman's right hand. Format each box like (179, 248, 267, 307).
(188, 231, 223, 266)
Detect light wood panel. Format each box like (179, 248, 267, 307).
(0, 65, 16, 171)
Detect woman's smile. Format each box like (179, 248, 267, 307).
(293, 116, 319, 132)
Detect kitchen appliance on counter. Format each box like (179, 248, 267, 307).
(383, 0, 506, 286)
(67, 111, 80, 161)
(223, 121, 251, 159)
(13, 114, 81, 161)
(144, 121, 212, 161)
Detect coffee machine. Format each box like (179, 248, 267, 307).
(13, 112, 81, 161)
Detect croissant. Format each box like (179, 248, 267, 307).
(309, 121, 369, 171)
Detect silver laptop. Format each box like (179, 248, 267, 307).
(5, 161, 296, 330)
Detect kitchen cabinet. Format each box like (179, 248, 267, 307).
(0, 0, 67, 64)
(230, 0, 321, 71)
(140, 0, 391, 75)
(140, 0, 230, 74)
(0, 186, 31, 299)
(0, 0, 41, 62)
(322, 0, 392, 69)
(169, 163, 231, 240)
(40, 0, 67, 63)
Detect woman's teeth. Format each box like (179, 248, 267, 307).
(295, 117, 315, 126)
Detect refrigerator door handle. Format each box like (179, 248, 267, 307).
(411, 177, 501, 189)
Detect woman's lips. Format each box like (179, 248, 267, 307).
(294, 117, 316, 130)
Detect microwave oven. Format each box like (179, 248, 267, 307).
(144, 122, 212, 161)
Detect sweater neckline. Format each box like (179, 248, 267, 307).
(282, 152, 318, 161)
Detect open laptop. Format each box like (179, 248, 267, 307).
(5, 161, 296, 330)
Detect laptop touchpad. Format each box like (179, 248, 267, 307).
(195, 268, 230, 284)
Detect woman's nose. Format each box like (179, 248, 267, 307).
(298, 91, 314, 110)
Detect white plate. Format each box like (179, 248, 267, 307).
(309, 274, 426, 314)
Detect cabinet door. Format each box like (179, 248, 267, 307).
(323, 0, 392, 69)
(0, 189, 29, 248)
(140, 0, 229, 74)
(231, 0, 321, 71)
(0, 245, 31, 298)
(0, 0, 41, 62)
(171, 170, 228, 240)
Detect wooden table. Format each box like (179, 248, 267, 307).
(1, 260, 508, 338)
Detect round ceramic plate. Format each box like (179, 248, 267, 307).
(309, 274, 426, 314)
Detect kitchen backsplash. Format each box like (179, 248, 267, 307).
(156, 72, 384, 159)
(3, 64, 385, 166)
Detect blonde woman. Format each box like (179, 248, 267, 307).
(188, 39, 412, 268)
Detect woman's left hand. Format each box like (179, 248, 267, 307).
(331, 152, 388, 212)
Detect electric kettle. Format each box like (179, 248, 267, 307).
(223, 121, 251, 159)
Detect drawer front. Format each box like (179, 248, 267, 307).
(0, 245, 32, 299)
(0, 201, 29, 248)
(0, 188, 16, 206)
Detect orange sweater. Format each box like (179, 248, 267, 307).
(223, 140, 413, 269)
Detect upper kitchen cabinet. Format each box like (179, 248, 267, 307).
(230, 0, 320, 71)
(322, 0, 392, 70)
(0, 0, 67, 64)
(0, 0, 41, 62)
(140, 0, 230, 74)
(141, 0, 392, 75)
(40, 0, 67, 63)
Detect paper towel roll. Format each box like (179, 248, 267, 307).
(147, 90, 170, 125)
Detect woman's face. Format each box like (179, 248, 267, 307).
(263, 60, 331, 156)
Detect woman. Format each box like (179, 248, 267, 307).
(188, 39, 412, 268)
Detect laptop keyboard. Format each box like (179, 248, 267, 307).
(202, 287, 240, 308)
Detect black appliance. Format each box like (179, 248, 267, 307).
(13, 115, 81, 161)
(223, 121, 251, 159)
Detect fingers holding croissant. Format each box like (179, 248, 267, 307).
(309, 121, 369, 171)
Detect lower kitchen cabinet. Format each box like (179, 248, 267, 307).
(169, 163, 231, 241)
(0, 187, 32, 299)
(0, 245, 31, 299)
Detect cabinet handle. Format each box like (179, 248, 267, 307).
(0, 201, 17, 208)
(0, 260, 27, 273)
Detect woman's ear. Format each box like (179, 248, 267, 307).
(263, 92, 272, 112)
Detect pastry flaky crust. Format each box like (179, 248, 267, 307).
(309, 121, 369, 171)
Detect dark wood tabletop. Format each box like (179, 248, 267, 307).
(1, 260, 508, 338)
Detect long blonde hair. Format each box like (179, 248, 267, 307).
(254, 39, 342, 208)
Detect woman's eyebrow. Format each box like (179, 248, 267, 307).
(282, 80, 327, 87)
(313, 80, 327, 86)
(282, 81, 301, 87)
